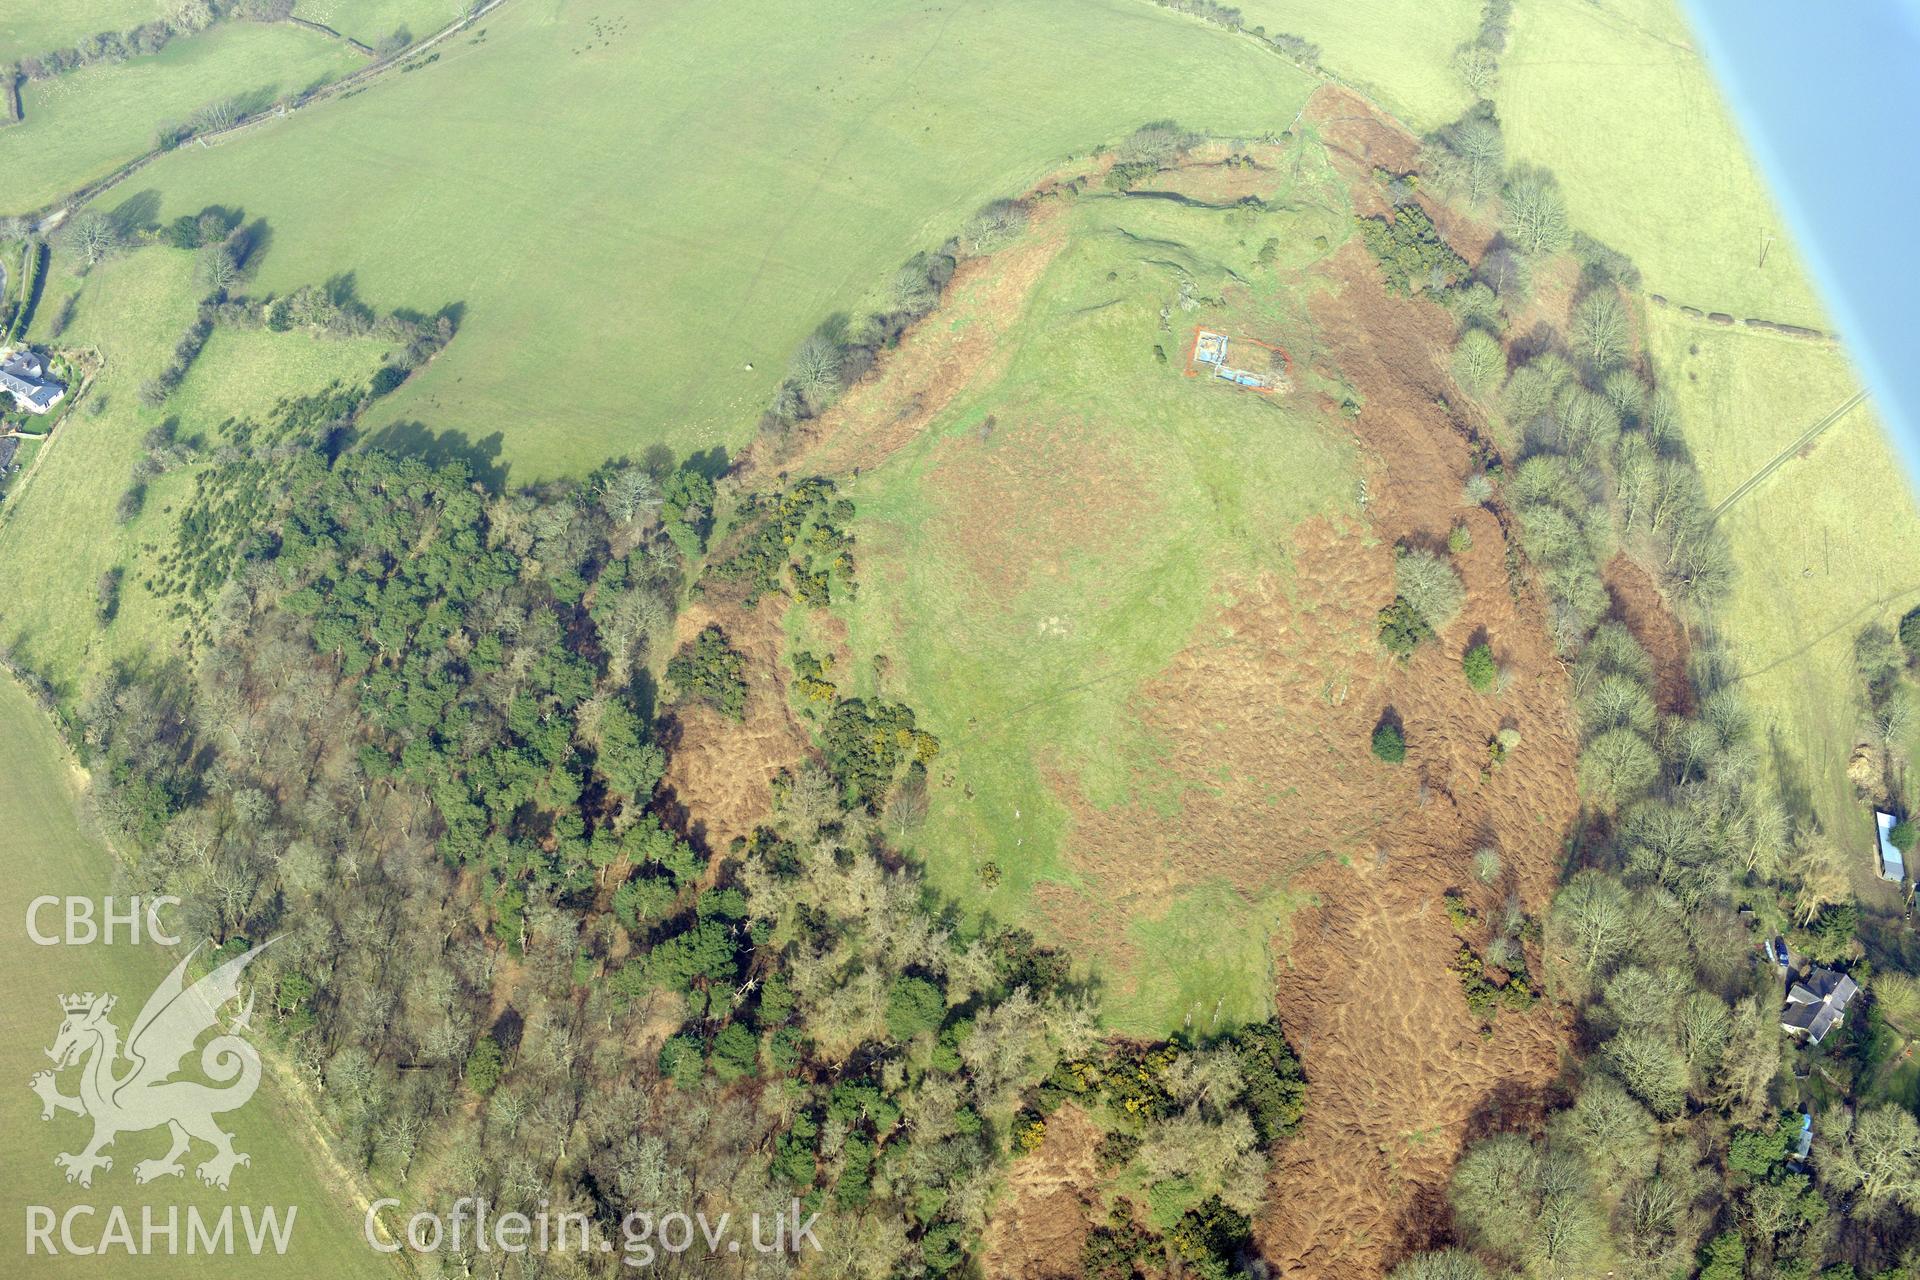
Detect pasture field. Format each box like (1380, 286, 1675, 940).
(0, 21, 362, 216)
(0, 250, 202, 698)
(827, 184, 1360, 1035)
(1238, 0, 1482, 132)
(293, 0, 467, 47)
(1496, 0, 1822, 324)
(166, 323, 392, 429)
(107, 0, 1319, 481)
(0, 0, 165, 65)
(0, 680, 397, 1277)
(1646, 307, 1920, 890)
(0, 250, 390, 699)
(1220, 0, 1821, 319)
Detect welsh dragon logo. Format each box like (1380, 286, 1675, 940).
(28, 941, 272, 1190)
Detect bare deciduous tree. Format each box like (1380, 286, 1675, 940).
(1502, 166, 1572, 257)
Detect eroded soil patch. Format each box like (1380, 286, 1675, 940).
(980, 1103, 1104, 1280)
(770, 220, 1066, 481)
(657, 592, 817, 853)
(1606, 552, 1695, 716)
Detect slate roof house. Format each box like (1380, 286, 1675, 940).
(0, 347, 64, 414)
(1781, 967, 1860, 1045)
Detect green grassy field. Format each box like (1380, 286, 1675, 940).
(0, 0, 166, 64)
(167, 323, 392, 428)
(0, 249, 391, 699)
(1496, 0, 1823, 324)
(1239, 0, 1482, 132)
(826, 185, 1357, 1035)
(293, 0, 465, 46)
(1647, 308, 1920, 892)
(0, 251, 202, 698)
(1222, 0, 1820, 320)
(1127, 880, 1308, 1039)
(0, 21, 362, 216)
(103, 0, 1321, 481)
(1862, 1012, 1920, 1113)
(0, 680, 397, 1276)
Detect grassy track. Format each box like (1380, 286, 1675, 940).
(1648, 308, 1920, 891)
(0, 681, 397, 1277)
(0, 22, 363, 215)
(1708, 389, 1867, 521)
(831, 184, 1357, 1035)
(99, 0, 1319, 480)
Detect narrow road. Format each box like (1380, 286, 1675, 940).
(1708, 389, 1868, 522)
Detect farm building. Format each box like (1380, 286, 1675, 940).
(1780, 966, 1860, 1045)
(0, 347, 64, 414)
(1876, 809, 1907, 882)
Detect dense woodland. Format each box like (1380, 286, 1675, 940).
(56, 376, 1304, 1277)
(1364, 85, 1920, 1280)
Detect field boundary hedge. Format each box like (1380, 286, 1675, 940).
(11, 0, 513, 230)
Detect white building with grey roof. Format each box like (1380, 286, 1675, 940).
(0, 347, 64, 414)
(1780, 967, 1859, 1045)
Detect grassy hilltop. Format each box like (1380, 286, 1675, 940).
(831, 184, 1359, 1035)
(4, 0, 1910, 1024)
(83, 0, 1318, 478)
